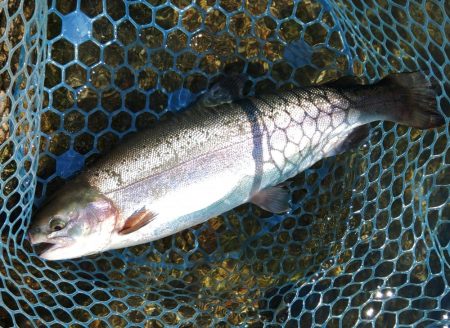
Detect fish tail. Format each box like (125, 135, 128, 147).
(380, 72, 445, 129)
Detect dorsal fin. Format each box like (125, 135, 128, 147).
(325, 75, 366, 88)
(199, 74, 248, 107)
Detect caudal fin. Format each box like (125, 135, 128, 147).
(381, 72, 445, 129)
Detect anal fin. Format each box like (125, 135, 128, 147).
(199, 74, 247, 107)
(251, 185, 290, 214)
(326, 124, 370, 157)
(119, 208, 157, 235)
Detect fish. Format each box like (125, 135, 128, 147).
(28, 72, 445, 260)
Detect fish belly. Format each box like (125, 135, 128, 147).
(109, 137, 258, 248)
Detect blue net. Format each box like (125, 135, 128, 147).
(0, 0, 448, 326)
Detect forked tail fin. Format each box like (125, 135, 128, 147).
(380, 72, 445, 129)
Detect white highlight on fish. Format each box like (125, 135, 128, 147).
(28, 72, 445, 260)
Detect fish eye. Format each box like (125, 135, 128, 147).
(49, 218, 66, 232)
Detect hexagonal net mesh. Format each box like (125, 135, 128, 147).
(0, 0, 448, 326)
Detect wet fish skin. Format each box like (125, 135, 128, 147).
(28, 72, 444, 260)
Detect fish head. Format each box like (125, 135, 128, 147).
(28, 183, 119, 260)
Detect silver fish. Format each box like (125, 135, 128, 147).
(28, 72, 445, 260)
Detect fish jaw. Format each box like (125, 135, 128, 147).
(29, 224, 116, 260)
(29, 235, 76, 260)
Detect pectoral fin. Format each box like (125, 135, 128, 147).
(119, 209, 157, 235)
(251, 185, 290, 213)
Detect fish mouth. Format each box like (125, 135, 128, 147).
(28, 235, 75, 258)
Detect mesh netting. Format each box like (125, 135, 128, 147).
(0, 0, 449, 326)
